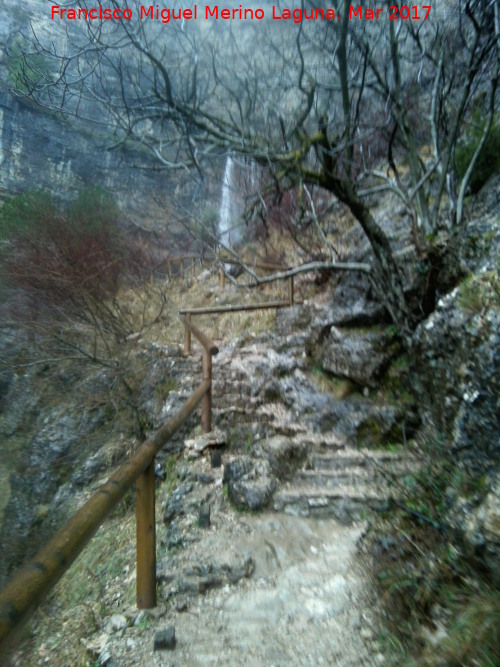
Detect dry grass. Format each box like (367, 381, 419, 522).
(11, 510, 137, 667)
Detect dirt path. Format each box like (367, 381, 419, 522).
(103, 508, 380, 667)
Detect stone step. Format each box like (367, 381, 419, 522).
(294, 468, 376, 487)
(212, 385, 253, 399)
(213, 406, 273, 425)
(272, 486, 387, 523)
(308, 451, 411, 471)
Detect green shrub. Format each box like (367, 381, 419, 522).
(455, 111, 500, 194)
(0, 189, 56, 242)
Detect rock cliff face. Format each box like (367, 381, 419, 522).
(0, 89, 168, 219)
(0, 1, 209, 224)
(412, 176, 500, 579)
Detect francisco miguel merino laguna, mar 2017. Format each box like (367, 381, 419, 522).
(50, 4, 432, 24)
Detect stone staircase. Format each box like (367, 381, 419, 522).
(160, 307, 417, 525)
(272, 446, 414, 523)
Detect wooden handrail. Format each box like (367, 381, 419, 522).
(0, 379, 211, 657)
(179, 298, 291, 433)
(180, 316, 219, 434)
(218, 257, 287, 271)
(180, 315, 219, 355)
(180, 301, 290, 317)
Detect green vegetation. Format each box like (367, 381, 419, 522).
(366, 434, 500, 666)
(162, 455, 179, 496)
(458, 272, 500, 314)
(0, 187, 126, 306)
(456, 111, 500, 194)
(8, 36, 52, 95)
(308, 363, 355, 399)
(245, 432, 253, 453)
(155, 377, 178, 402)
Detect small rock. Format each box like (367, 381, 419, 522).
(154, 626, 176, 651)
(98, 649, 113, 666)
(223, 456, 277, 510)
(134, 611, 147, 627)
(166, 522, 184, 549)
(198, 472, 216, 485)
(185, 429, 227, 454)
(163, 483, 193, 523)
(176, 598, 188, 612)
(105, 614, 128, 634)
(360, 628, 374, 641)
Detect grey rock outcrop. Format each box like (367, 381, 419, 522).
(321, 326, 399, 387)
(412, 286, 500, 472)
(223, 456, 277, 510)
(411, 194, 500, 579)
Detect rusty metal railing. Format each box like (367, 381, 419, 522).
(0, 323, 219, 658)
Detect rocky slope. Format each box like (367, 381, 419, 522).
(3, 263, 421, 665)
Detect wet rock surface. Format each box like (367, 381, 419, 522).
(413, 294, 500, 472)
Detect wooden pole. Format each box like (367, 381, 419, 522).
(180, 258, 184, 280)
(184, 313, 192, 355)
(219, 269, 225, 290)
(201, 350, 212, 434)
(136, 459, 156, 609)
(167, 260, 171, 279)
(289, 275, 295, 305)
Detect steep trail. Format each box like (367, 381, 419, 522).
(88, 303, 411, 666)
(9, 297, 413, 666)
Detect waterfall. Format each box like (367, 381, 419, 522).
(219, 155, 237, 244)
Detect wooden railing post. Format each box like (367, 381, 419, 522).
(180, 258, 184, 280)
(289, 275, 295, 305)
(201, 349, 212, 434)
(184, 313, 192, 355)
(219, 268, 225, 290)
(136, 459, 156, 609)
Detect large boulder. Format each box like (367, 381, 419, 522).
(412, 267, 500, 581)
(321, 326, 400, 387)
(254, 435, 308, 479)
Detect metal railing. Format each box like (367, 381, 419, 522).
(0, 321, 219, 658)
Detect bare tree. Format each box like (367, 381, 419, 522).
(12, 0, 500, 335)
